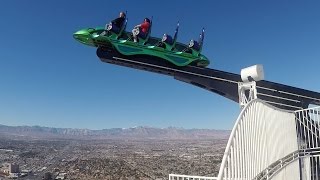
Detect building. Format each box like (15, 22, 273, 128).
(8, 163, 19, 174)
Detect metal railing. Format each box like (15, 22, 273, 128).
(295, 107, 320, 150)
(295, 107, 320, 180)
(217, 99, 299, 180)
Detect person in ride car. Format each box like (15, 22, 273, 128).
(132, 18, 150, 42)
(110, 12, 126, 31)
(101, 11, 126, 35)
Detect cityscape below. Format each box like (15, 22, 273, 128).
(0, 124, 229, 180)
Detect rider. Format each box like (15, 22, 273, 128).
(101, 12, 126, 35)
(132, 18, 150, 42)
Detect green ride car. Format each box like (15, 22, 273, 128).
(73, 17, 210, 67)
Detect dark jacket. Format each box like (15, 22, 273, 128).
(111, 17, 125, 28)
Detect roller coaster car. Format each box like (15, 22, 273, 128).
(73, 17, 210, 67)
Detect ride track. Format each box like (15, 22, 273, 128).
(96, 48, 320, 111)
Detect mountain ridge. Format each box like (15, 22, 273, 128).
(0, 124, 230, 140)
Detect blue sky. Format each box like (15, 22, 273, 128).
(1, 1, 320, 130)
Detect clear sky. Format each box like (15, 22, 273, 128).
(1, 1, 320, 130)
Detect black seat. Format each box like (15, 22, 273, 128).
(162, 34, 173, 45)
(109, 24, 121, 34)
(156, 34, 173, 49)
(188, 39, 200, 51)
(183, 28, 205, 54)
(156, 22, 179, 50)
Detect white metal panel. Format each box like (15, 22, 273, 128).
(217, 99, 298, 180)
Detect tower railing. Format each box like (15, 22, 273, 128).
(295, 107, 320, 150)
(295, 106, 320, 180)
(217, 99, 299, 180)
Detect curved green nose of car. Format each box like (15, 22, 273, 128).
(73, 29, 95, 47)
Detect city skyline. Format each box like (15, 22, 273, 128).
(1, 1, 320, 130)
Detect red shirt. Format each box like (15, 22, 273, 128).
(140, 21, 150, 33)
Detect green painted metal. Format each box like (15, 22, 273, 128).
(73, 27, 210, 67)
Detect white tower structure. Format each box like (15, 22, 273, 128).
(169, 65, 320, 180)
